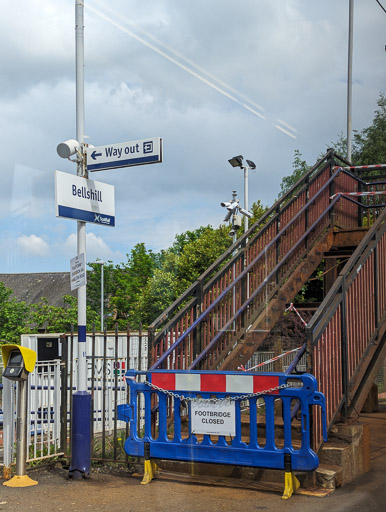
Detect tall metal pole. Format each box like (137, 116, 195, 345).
(243, 166, 249, 234)
(69, 0, 91, 479)
(101, 262, 104, 332)
(347, 0, 354, 162)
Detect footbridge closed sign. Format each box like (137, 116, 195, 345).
(191, 399, 236, 436)
(55, 170, 115, 226)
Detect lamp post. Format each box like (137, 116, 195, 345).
(228, 155, 256, 234)
(93, 260, 105, 332)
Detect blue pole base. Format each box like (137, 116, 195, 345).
(69, 391, 91, 479)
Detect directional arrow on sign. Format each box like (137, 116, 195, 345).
(91, 151, 102, 160)
(85, 137, 162, 172)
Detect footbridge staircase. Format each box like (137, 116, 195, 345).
(148, 149, 386, 452)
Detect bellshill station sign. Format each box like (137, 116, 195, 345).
(55, 170, 115, 226)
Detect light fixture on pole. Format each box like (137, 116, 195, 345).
(228, 155, 256, 234)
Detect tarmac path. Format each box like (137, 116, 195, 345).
(0, 403, 385, 512)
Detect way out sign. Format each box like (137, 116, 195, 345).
(191, 399, 236, 436)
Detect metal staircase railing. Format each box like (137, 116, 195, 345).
(306, 206, 386, 450)
(148, 150, 384, 372)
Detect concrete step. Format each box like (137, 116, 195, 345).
(314, 463, 343, 490)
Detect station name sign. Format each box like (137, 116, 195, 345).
(85, 137, 162, 172)
(55, 170, 115, 226)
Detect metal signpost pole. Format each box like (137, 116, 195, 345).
(69, 0, 91, 479)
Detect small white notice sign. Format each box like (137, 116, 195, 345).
(70, 253, 86, 290)
(191, 399, 236, 436)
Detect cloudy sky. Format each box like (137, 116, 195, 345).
(0, 0, 385, 274)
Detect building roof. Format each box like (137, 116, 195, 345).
(0, 273, 76, 307)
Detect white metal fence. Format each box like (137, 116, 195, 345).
(0, 360, 63, 472)
(0, 339, 308, 470)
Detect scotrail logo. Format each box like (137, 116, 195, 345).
(94, 214, 111, 225)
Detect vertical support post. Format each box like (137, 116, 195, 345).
(100, 262, 104, 332)
(69, 0, 91, 479)
(373, 238, 379, 329)
(60, 335, 69, 459)
(3, 380, 38, 487)
(341, 278, 349, 420)
(275, 205, 281, 284)
(347, 0, 354, 162)
(193, 282, 203, 361)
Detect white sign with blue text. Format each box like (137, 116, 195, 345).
(70, 253, 86, 290)
(85, 137, 162, 172)
(55, 170, 115, 226)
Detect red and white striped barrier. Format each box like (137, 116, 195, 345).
(334, 164, 386, 171)
(330, 190, 386, 199)
(150, 371, 280, 394)
(238, 346, 302, 372)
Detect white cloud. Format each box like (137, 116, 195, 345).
(0, 0, 384, 274)
(62, 232, 123, 263)
(16, 234, 50, 257)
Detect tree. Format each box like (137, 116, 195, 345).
(175, 225, 232, 294)
(328, 93, 386, 164)
(107, 243, 158, 329)
(352, 92, 386, 165)
(278, 149, 310, 197)
(0, 282, 29, 343)
(27, 295, 100, 333)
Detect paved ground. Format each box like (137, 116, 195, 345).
(0, 403, 385, 512)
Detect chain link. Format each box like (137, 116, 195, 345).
(142, 379, 290, 403)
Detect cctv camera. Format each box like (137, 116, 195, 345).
(229, 229, 236, 237)
(223, 210, 232, 222)
(239, 207, 253, 219)
(226, 201, 239, 212)
(220, 201, 232, 208)
(57, 139, 80, 159)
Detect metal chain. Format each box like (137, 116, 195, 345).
(143, 380, 290, 403)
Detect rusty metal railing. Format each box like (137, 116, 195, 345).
(149, 150, 385, 372)
(306, 206, 386, 450)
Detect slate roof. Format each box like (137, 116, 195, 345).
(0, 273, 76, 307)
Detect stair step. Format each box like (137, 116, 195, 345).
(314, 463, 343, 489)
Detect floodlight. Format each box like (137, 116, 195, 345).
(245, 159, 256, 170)
(57, 139, 80, 159)
(228, 155, 244, 168)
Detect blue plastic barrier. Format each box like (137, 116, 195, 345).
(118, 369, 327, 497)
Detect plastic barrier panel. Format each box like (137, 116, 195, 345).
(118, 369, 327, 475)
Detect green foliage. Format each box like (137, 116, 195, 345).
(175, 225, 231, 293)
(0, 282, 29, 343)
(328, 92, 385, 164)
(27, 295, 100, 333)
(352, 92, 386, 165)
(279, 149, 311, 197)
